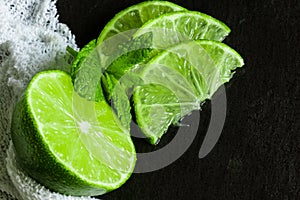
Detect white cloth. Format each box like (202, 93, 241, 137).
(0, 0, 95, 199)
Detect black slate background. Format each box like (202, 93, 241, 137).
(57, 0, 300, 199)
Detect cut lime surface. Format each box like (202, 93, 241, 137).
(134, 11, 231, 49)
(133, 40, 244, 144)
(97, 1, 186, 44)
(11, 70, 136, 196)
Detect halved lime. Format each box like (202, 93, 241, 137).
(11, 70, 136, 196)
(133, 11, 231, 49)
(97, 1, 186, 44)
(133, 40, 244, 144)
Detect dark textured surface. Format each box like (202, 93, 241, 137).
(57, 0, 300, 199)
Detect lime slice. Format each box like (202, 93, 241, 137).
(133, 40, 244, 144)
(97, 1, 186, 44)
(11, 70, 136, 196)
(134, 11, 231, 49)
(102, 10, 231, 107)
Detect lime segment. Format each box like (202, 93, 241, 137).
(134, 11, 231, 49)
(97, 1, 186, 44)
(11, 70, 136, 196)
(134, 40, 244, 144)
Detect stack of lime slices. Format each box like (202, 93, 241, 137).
(11, 0, 244, 197)
(81, 0, 243, 144)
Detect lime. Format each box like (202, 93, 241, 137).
(134, 11, 231, 49)
(97, 1, 186, 44)
(11, 70, 136, 196)
(101, 10, 231, 105)
(133, 40, 244, 144)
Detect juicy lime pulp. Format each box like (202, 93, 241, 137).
(134, 11, 231, 49)
(133, 40, 244, 144)
(11, 70, 136, 196)
(97, 1, 187, 44)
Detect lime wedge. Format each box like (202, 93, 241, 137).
(133, 40, 244, 144)
(97, 1, 186, 44)
(102, 10, 230, 107)
(134, 11, 231, 49)
(11, 70, 136, 196)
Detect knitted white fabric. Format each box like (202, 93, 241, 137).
(0, 0, 95, 199)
